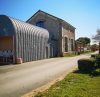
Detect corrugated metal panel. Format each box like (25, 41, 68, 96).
(0, 15, 50, 63)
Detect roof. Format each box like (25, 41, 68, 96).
(26, 10, 76, 29)
(0, 15, 49, 38)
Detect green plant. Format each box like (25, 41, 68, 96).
(35, 73, 100, 97)
(78, 58, 95, 72)
(95, 54, 100, 68)
(91, 54, 96, 58)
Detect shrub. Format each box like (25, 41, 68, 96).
(78, 58, 95, 72)
(95, 54, 100, 68)
(91, 54, 96, 58)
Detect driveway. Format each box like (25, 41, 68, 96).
(0, 54, 91, 97)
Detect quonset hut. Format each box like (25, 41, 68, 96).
(0, 15, 49, 64)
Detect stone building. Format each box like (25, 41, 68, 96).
(27, 10, 76, 57)
(0, 10, 75, 64)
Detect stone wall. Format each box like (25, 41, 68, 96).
(27, 12, 60, 40)
(62, 24, 75, 55)
(27, 12, 60, 57)
(27, 12, 75, 57)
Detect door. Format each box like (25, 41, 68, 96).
(0, 36, 13, 63)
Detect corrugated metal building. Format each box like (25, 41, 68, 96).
(0, 15, 50, 64)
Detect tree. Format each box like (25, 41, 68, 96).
(92, 29, 100, 54)
(76, 37, 91, 52)
(76, 37, 90, 46)
(91, 44, 98, 52)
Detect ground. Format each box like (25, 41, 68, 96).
(34, 71, 100, 97)
(0, 53, 95, 97)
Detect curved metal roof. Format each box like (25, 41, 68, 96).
(0, 15, 49, 38)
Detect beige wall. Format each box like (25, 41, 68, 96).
(62, 24, 75, 53)
(27, 12, 61, 56)
(28, 13, 59, 40)
(27, 12, 75, 56)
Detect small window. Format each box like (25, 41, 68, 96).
(64, 37, 68, 52)
(71, 39, 74, 51)
(36, 21, 44, 28)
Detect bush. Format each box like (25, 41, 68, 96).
(78, 58, 95, 72)
(91, 54, 97, 58)
(95, 54, 100, 68)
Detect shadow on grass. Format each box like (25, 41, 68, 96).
(73, 69, 100, 77)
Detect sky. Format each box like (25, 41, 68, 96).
(0, 0, 100, 43)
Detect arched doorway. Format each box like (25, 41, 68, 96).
(64, 37, 68, 52)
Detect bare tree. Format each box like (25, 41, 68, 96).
(92, 29, 100, 54)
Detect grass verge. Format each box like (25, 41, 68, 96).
(35, 70, 100, 97)
(64, 51, 95, 57)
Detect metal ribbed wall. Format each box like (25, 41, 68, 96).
(0, 15, 50, 63)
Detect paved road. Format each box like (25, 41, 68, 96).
(0, 54, 91, 97)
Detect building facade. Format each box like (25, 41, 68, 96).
(27, 10, 76, 57)
(0, 10, 75, 64)
(0, 15, 49, 63)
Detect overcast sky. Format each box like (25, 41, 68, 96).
(0, 0, 100, 42)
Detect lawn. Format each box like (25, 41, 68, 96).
(64, 51, 94, 57)
(35, 70, 100, 97)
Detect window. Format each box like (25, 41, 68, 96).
(36, 21, 44, 28)
(71, 39, 74, 51)
(65, 37, 68, 52)
(51, 34, 57, 41)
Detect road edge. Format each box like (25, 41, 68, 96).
(21, 65, 77, 97)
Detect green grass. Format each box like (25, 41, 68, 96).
(35, 70, 100, 97)
(64, 51, 95, 58)
(64, 54, 79, 57)
(64, 53, 79, 57)
(83, 51, 95, 54)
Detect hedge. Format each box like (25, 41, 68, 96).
(78, 58, 95, 72)
(91, 54, 97, 58)
(95, 54, 100, 68)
